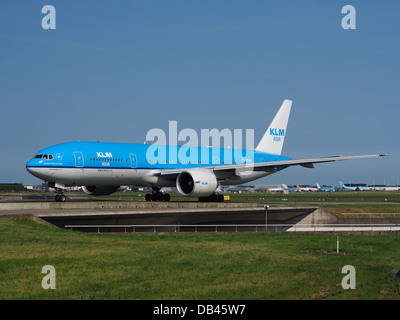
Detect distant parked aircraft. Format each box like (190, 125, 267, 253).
(340, 181, 370, 191)
(282, 184, 299, 192)
(266, 185, 284, 192)
(296, 184, 318, 192)
(316, 183, 335, 192)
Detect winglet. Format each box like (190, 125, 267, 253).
(255, 99, 292, 155)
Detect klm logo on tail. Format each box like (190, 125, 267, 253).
(270, 128, 285, 136)
(255, 99, 291, 155)
(270, 128, 285, 142)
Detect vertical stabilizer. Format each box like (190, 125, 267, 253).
(255, 99, 292, 155)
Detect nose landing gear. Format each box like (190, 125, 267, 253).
(55, 189, 67, 202)
(47, 182, 67, 202)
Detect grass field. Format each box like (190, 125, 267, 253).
(1, 218, 399, 300)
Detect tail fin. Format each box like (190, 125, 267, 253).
(255, 99, 292, 155)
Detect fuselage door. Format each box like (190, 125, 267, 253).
(130, 153, 138, 168)
(74, 151, 84, 167)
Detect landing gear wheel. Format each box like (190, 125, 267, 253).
(55, 193, 66, 202)
(144, 191, 171, 202)
(151, 193, 158, 201)
(198, 193, 224, 202)
(55, 188, 66, 202)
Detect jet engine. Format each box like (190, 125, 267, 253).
(176, 169, 218, 197)
(82, 185, 120, 196)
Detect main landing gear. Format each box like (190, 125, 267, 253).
(55, 188, 67, 202)
(199, 193, 224, 202)
(47, 182, 67, 202)
(144, 187, 171, 202)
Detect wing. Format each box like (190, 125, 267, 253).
(157, 154, 388, 179)
(216, 154, 388, 171)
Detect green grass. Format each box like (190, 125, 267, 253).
(320, 204, 400, 218)
(1, 218, 399, 300)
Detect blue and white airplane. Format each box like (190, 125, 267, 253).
(26, 100, 386, 202)
(316, 183, 335, 192)
(282, 184, 299, 192)
(340, 181, 371, 191)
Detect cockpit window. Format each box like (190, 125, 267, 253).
(34, 154, 53, 160)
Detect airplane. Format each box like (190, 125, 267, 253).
(296, 184, 318, 192)
(26, 100, 387, 202)
(266, 185, 284, 192)
(340, 181, 371, 191)
(316, 183, 335, 192)
(282, 184, 299, 192)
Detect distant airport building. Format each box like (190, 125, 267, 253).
(369, 185, 400, 191)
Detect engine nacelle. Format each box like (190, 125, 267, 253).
(176, 169, 218, 197)
(82, 185, 119, 196)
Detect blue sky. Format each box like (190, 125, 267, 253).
(1, 1, 399, 186)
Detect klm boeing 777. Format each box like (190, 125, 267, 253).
(26, 100, 386, 202)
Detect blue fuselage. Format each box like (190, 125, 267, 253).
(26, 141, 291, 187)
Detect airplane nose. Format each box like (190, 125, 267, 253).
(26, 163, 35, 176)
(26, 161, 32, 172)
(26, 165, 44, 180)
(26, 165, 34, 175)
(26, 159, 35, 173)
(26, 159, 42, 179)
